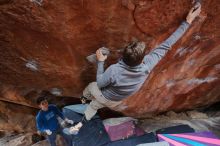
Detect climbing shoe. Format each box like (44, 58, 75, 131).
(80, 96, 87, 104)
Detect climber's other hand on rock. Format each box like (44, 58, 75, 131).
(96, 49, 107, 62)
(186, 2, 201, 24)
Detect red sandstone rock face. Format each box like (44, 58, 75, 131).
(0, 0, 220, 117)
(0, 101, 36, 133)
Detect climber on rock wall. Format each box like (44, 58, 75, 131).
(74, 3, 201, 131)
(35, 92, 74, 146)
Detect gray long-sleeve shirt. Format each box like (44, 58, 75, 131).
(97, 21, 190, 101)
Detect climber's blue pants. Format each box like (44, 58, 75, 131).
(47, 127, 72, 146)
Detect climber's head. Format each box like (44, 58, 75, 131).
(122, 41, 146, 67)
(37, 92, 49, 111)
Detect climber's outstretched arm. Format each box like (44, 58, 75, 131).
(143, 3, 201, 72)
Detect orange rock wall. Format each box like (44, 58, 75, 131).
(0, 0, 220, 117)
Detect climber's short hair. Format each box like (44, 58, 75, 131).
(36, 91, 50, 105)
(36, 95, 47, 105)
(122, 41, 146, 67)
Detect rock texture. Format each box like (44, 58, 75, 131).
(0, 133, 33, 146)
(0, 0, 220, 120)
(0, 133, 64, 146)
(0, 101, 36, 133)
(140, 110, 220, 137)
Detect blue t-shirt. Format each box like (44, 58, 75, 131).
(36, 104, 65, 132)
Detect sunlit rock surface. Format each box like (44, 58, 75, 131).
(0, 0, 220, 119)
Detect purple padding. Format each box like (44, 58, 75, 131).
(158, 131, 220, 146)
(104, 121, 135, 141)
(135, 126, 145, 136)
